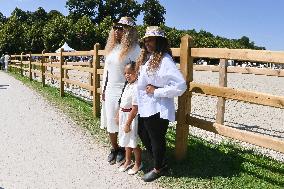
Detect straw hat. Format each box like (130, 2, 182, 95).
(116, 16, 136, 27)
(142, 26, 165, 39)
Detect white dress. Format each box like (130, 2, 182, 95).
(118, 82, 139, 148)
(100, 44, 140, 133)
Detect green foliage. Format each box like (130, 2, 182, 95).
(0, 4, 266, 54)
(43, 15, 72, 52)
(96, 0, 141, 23)
(69, 16, 97, 50)
(25, 23, 45, 53)
(66, 0, 141, 24)
(0, 12, 6, 24)
(136, 24, 147, 39)
(47, 10, 64, 20)
(29, 7, 48, 24)
(96, 16, 113, 47)
(161, 25, 186, 47)
(66, 0, 100, 22)
(0, 15, 27, 53)
(142, 0, 166, 26)
(11, 7, 30, 23)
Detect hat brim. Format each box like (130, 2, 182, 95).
(142, 35, 166, 39)
(114, 23, 134, 28)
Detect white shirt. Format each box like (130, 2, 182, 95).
(4, 54, 10, 63)
(102, 44, 140, 89)
(137, 53, 186, 121)
(120, 82, 138, 109)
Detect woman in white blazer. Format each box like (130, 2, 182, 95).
(136, 26, 186, 182)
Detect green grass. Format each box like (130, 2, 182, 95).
(9, 72, 284, 189)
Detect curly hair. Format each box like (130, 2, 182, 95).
(136, 36, 172, 74)
(105, 26, 139, 62)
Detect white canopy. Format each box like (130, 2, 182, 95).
(55, 42, 75, 52)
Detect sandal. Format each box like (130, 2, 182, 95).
(118, 162, 134, 172)
(127, 163, 143, 175)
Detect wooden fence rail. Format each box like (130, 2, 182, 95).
(8, 35, 284, 160)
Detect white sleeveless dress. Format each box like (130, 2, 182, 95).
(100, 44, 140, 133)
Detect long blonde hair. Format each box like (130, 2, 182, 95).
(136, 36, 172, 74)
(105, 26, 139, 62)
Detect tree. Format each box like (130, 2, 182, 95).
(31, 7, 48, 24)
(0, 15, 27, 53)
(43, 15, 72, 52)
(96, 0, 141, 23)
(66, 0, 100, 22)
(96, 16, 113, 47)
(0, 12, 6, 24)
(69, 16, 97, 50)
(66, 0, 141, 24)
(47, 10, 64, 20)
(11, 7, 30, 23)
(142, 0, 166, 26)
(25, 23, 45, 52)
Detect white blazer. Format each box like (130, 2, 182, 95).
(137, 53, 187, 121)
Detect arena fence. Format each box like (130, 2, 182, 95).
(9, 35, 284, 160)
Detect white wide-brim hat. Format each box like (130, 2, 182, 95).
(142, 26, 166, 39)
(116, 16, 136, 27)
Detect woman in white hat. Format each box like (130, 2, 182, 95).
(136, 26, 186, 182)
(101, 17, 140, 165)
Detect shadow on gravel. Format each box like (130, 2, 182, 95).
(0, 84, 9, 89)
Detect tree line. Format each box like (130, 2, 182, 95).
(0, 0, 265, 54)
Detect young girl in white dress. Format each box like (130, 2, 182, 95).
(117, 61, 142, 175)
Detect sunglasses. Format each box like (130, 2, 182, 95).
(113, 25, 124, 31)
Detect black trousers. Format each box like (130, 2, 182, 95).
(138, 113, 169, 170)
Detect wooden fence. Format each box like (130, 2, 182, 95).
(8, 35, 284, 160)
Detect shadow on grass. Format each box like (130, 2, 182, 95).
(165, 137, 244, 179)
(161, 128, 284, 188)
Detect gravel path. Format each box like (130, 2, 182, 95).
(0, 71, 162, 189)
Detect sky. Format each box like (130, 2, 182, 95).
(0, 0, 284, 51)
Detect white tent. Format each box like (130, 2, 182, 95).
(55, 42, 75, 52)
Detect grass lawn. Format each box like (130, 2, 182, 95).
(9, 72, 284, 189)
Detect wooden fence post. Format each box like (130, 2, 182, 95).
(92, 43, 101, 117)
(64, 60, 69, 88)
(33, 56, 36, 78)
(59, 48, 64, 97)
(175, 35, 194, 161)
(29, 52, 32, 81)
(50, 59, 54, 84)
(89, 57, 93, 96)
(216, 59, 228, 124)
(41, 50, 46, 87)
(20, 52, 23, 76)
